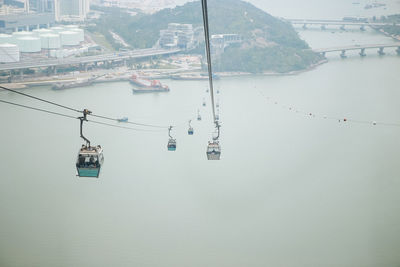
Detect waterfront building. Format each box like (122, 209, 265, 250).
(0, 12, 55, 33)
(28, 0, 55, 13)
(211, 33, 242, 55)
(55, 0, 90, 21)
(159, 29, 175, 48)
(0, 0, 55, 33)
(159, 23, 194, 49)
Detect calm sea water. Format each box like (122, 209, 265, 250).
(1, 2, 400, 267)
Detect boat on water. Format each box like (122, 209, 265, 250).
(117, 117, 128, 122)
(52, 79, 93, 90)
(129, 74, 170, 93)
(365, 2, 385, 9)
(52, 74, 107, 90)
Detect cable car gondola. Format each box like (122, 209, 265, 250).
(207, 141, 221, 160)
(167, 126, 177, 151)
(76, 109, 104, 178)
(197, 109, 202, 121)
(76, 145, 104, 178)
(206, 122, 221, 160)
(188, 120, 194, 135)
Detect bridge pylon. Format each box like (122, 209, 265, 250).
(396, 47, 400, 55)
(359, 48, 366, 57)
(378, 47, 385, 56)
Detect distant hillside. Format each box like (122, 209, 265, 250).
(90, 0, 324, 73)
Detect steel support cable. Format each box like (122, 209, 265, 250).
(0, 99, 165, 132)
(169, 116, 197, 128)
(0, 99, 78, 119)
(0, 85, 170, 129)
(0, 85, 81, 113)
(87, 119, 165, 132)
(90, 113, 169, 129)
(201, 0, 217, 123)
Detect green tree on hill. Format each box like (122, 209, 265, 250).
(89, 0, 323, 73)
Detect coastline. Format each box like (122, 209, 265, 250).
(369, 25, 400, 42)
(1, 58, 329, 90)
(196, 58, 328, 78)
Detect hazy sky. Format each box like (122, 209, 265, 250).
(174, 0, 400, 19)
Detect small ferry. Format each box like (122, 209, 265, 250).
(117, 117, 128, 122)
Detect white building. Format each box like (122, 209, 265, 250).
(55, 0, 90, 21)
(211, 34, 242, 55)
(159, 23, 194, 49)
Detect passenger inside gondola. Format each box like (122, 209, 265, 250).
(90, 156, 95, 166)
(78, 155, 85, 166)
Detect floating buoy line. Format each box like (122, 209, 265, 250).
(257, 88, 400, 128)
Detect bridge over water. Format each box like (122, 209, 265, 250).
(288, 19, 399, 30)
(313, 44, 400, 58)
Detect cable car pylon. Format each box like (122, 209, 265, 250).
(76, 109, 104, 178)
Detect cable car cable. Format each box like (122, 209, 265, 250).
(0, 85, 173, 129)
(0, 85, 81, 113)
(0, 99, 165, 133)
(88, 120, 165, 132)
(0, 99, 78, 119)
(201, 0, 222, 160)
(201, 0, 217, 123)
(89, 113, 169, 129)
